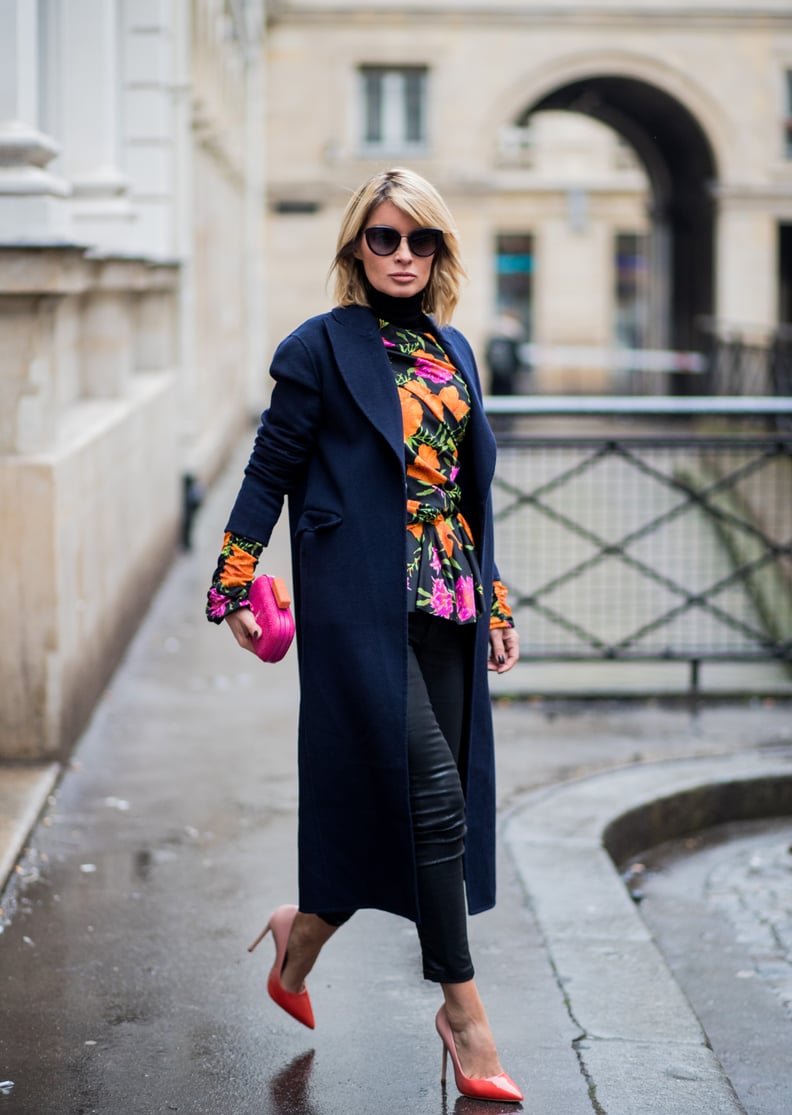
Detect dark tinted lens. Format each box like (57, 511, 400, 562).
(408, 229, 442, 257)
(364, 226, 401, 255)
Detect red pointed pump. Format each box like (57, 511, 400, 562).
(248, 904, 315, 1030)
(435, 1006, 523, 1103)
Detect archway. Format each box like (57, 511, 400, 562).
(518, 75, 718, 361)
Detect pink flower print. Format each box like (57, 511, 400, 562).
(206, 587, 230, 619)
(429, 578, 455, 619)
(455, 576, 476, 622)
(430, 546, 442, 574)
(449, 464, 460, 483)
(416, 358, 453, 384)
(382, 338, 395, 348)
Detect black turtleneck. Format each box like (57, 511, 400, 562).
(365, 280, 427, 330)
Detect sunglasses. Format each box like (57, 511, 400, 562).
(363, 225, 444, 258)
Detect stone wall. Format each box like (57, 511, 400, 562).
(0, 1, 266, 760)
(0, 248, 181, 758)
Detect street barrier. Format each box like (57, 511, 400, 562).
(486, 397, 792, 694)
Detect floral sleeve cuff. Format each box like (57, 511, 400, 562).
(489, 578, 514, 630)
(206, 532, 264, 624)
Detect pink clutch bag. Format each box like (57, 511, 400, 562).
(247, 575, 295, 663)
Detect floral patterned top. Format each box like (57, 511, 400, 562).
(206, 318, 513, 630)
(384, 321, 511, 627)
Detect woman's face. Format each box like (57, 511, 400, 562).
(356, 200, 435, 300)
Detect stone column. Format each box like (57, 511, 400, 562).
(0, 0, 70, 240)
(537, 208, 612, 393)
(716, 189, 779, 334)
(120, 0, 178, 258)
(56, 0, 136, 251)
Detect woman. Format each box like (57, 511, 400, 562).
(206, 168, 522, 1103)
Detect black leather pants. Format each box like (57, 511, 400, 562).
(319, 612, 475, 984)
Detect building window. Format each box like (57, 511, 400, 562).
(495, 233, 533, 337)
(785, 70, 792, 158)
(614, 232, 648, 350)
(360, 66, 427, 152)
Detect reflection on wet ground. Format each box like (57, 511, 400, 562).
(269, 1050, 317, 1113)
(631, 818, 792, 1115)
(265, 1047, 524, 1115)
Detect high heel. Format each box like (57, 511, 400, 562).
(249, 904, 315, 1029)
(435, 1006, 523, 1103)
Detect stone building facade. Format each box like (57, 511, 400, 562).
(263, 0, 792, 388)
(3, 0, 791, 761)
(0, 0, 266, 759)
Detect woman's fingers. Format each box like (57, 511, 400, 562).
(225, 607, 261, 653)
(500, 627, 520, 672)
(488, 627, 520, 673)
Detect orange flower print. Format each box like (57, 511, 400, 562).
(438, 385, 469, 423)
(407, 443, 443, 485)
(492, 579, 513, 621)
(435, 517, 458, 557)
(221, 539, 257, 587)
(400, 387, 423, 439)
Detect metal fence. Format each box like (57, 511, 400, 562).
(487, 398, 792, 692)
(700, 327, 792, 399)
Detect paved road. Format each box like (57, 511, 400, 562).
(637, 819, 792, 1115)
(1, 439, 791, 1114)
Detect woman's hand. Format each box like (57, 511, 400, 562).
(225, 607, 262, 655)
(488, 626, 520, 673)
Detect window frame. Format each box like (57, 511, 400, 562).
(613, 230, 649, 351)
(358, 64, 429, 155)
(494, 231, 534, 340)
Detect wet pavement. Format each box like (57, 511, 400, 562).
(1, 441, 791, 1114)
(637, 820, 792, 1115)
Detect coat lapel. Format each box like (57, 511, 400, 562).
(326, 306, 496, 496)
(436, 324, 497, 496)
(326, 307, 405, 465)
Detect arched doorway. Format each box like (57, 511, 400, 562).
(519, 75, 718, 359)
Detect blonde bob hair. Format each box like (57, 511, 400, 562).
(330, 168, 466, 326)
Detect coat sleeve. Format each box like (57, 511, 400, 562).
(225, 330, 323, 544)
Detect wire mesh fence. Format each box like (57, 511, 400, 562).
(490, 412, 792, 678)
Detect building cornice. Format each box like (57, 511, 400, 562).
(267, 4, 792, 29)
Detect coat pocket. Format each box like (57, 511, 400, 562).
(295, 507, 343, 536)
(295, 508, 347, 627)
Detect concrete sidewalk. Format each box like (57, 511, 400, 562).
(1, 443, 791, 1114)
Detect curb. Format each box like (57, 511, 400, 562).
(503, 748, 792, 1115)
(0, 763, 61, 899)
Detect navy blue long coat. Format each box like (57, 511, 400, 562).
(226, 305, 500, 922)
